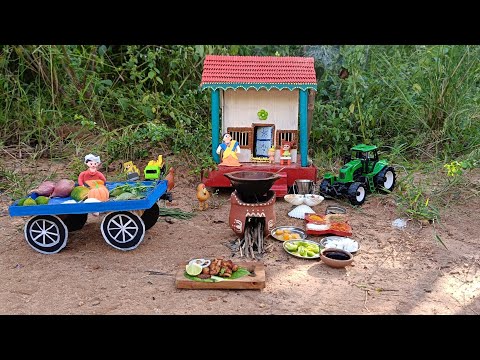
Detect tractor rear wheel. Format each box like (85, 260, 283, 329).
(347, 182, 366, 206)
(374, 166, 396, 192)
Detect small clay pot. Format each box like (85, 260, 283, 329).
(320, 248, 353, 268)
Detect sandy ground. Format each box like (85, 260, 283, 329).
(0, 159, 479, 315)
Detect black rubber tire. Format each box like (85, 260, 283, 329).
(374, 166, 396, 192)
(101, 211, 145, 251)
(60, 213, 88, 232)
(319, 179, 333, 197)
(141, 202, 160, 230)
(347, 182, 366, 206)
(24, 215, 68, 254)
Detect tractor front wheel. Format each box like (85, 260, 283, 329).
(319, 179, 333, 197)
(374, 166, 396, 192)
(347, 182, 366, 206)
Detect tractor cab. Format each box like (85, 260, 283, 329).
(350, 144, 379, 174)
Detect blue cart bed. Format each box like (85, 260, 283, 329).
(8, 180, 168, 254)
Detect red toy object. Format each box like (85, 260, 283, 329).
(304, 213, 352, 237)
(280, 141, 293, 166)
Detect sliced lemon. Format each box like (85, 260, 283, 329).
(185, 263, 203, 276)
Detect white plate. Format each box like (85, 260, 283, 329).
(270, 226, 307, 241)
(188, 258, 211, 268)
(283, 239, 321, 259)
(319, 236, 359, 254)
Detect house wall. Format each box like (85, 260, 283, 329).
(221, 88, 300, 163)
(223, 88, 299, 131)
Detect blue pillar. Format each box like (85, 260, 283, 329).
(299, 89, 308, 167)
(211, 89, 220, 163)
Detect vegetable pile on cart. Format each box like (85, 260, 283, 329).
(8, 179, 168, 254)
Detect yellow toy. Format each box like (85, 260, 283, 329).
(123, 161, 140, 181)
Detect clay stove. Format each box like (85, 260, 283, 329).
(224, 171, 280, 258)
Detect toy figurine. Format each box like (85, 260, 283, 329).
(123, 161, 140, 181)
(78, 154, 107, 186)
(280, 141, 292, 165)
(268, 146, 276, 164)
(216, 133, 241, 167)
(196, 183, 210, 210)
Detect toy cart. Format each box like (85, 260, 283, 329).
(8, 180, 168, 254)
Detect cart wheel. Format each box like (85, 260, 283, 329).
(141, 202, 160, 230)
(24, 215, 68, 254)
(101, 211, 145, 251)
(60, 213, 88, 232)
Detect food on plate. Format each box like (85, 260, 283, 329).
(329, 222, 351, 232)
(325, 214, 348, 223)
(272, 227, 305, 241)
(285, 242, 298, 252)
(306, 223, 330, 231)
(307, 214, 325, 222)
(284, 240, 320, 258)
(189, 258, 241, 280)
(321, 236, 359, 253)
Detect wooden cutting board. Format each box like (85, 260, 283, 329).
(175, 261, 265, 290)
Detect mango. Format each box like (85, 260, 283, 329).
(35, 196, 50, 205)
(23, 198, 37, 206)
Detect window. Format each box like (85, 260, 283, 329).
(276, 130, 298, 149)
(253, 124, 275, 157)
(226, 127, 253, 150)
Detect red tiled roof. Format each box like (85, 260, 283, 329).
(200, 55, 317, 86)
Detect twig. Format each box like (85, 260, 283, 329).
(364, 290, 370, 312)
(145, 271, 174, 276)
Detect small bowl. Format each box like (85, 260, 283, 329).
(303, 194, 324, 207)
(284, 194, 304, 206)
(320, 248, 354, 268)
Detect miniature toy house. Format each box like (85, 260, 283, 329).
(200, 55, 318, 195)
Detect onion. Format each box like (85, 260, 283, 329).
(51, 179, 75, 198)
(29, 180, 56, 196)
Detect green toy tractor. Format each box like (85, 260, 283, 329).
(319, 144, 396, 205)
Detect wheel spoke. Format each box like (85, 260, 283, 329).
(44, 233, 57, 242)
(32, 232, 43, 241)
(123, 219, 133, 228)
(124, 229, 135, 237)
(31, 229, 42, 234)
(124, 226, 138, 230)
(45, 230, 59, 237)
(113, 230, 122, 240)
(45, 224, 55, 231)
(110, 219, 122, 229)
(122, 230, 126, 243)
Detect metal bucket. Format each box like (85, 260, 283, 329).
(294, 179, 314, 195)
